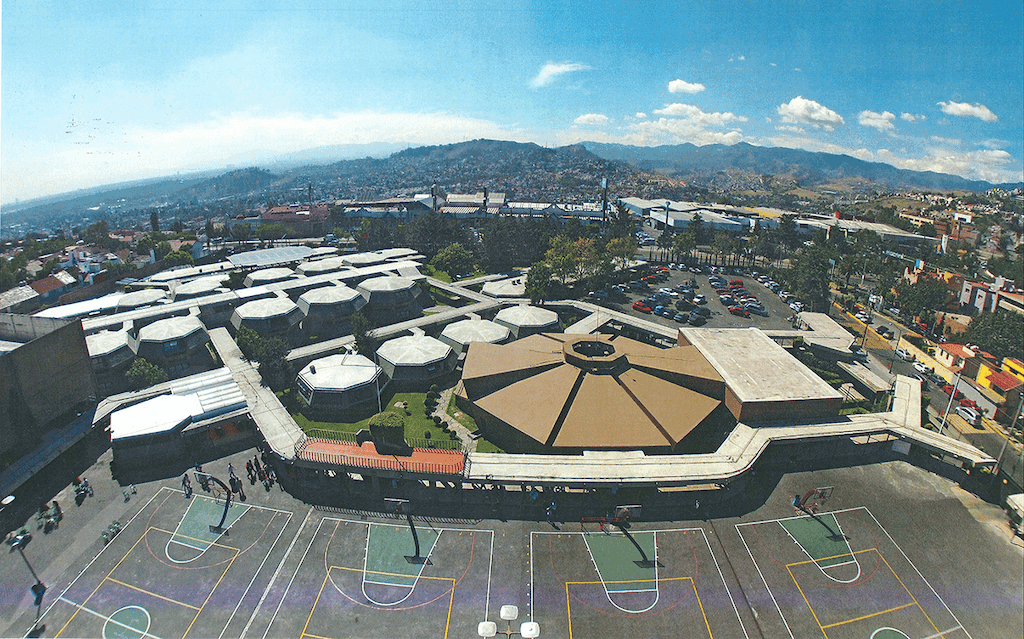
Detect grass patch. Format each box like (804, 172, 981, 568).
(429, 285, 472, 308)
(290, 390, 458, 446)
(475, 438, 505, 454)
(446, 402, 478, 430)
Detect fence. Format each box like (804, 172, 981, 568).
(304, 429, 462, 451)
(296, 438, 466, 475)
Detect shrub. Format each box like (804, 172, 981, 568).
(433, 415, 442, 425)
(429, 384, 439, 393)
(424, 431, 431, 439)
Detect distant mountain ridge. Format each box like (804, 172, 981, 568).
(582, 141, 1021, 192)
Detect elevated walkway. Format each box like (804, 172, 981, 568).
(208, 327, 304, 460)
(296, 438, 465, 476)
(463, 376, 995, 487)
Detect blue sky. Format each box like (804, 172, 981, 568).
(2, 0, 1021, 204)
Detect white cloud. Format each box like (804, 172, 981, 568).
(728, 55, 745, 62)
(857, 110, 896, 132)
(770, 62, 777, 67)
(652, 103, 747, 125)
(775, 125, 805, 133)
(4, 111, 524, 202)
(937, 101, 998, 122)
(668, 79, 706, 94)
(529, 62, 590, 89)
(635, 112, 648, 119)
(930, 135, 961, 146)
(900, 112, 925, 123)
(574, 113, 609, 126)
(777, 96, 845, 130)
(768, 132, 1022, 183)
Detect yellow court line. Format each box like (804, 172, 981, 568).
(566, 577, 706, 639)
(105, 577, 201, 611)
(332, 565, 460, 582)
(56, 527, 153, 637)
(787, 564, 828, 639)
(878, 552, 940, 634)
(821, 602, 917, 629)
(690, 579, 713, 639)
(182, 551, 238, 639)
(301, 633, 332, 639)
(298, 567, 454, 639)
(150, 525, 241, 552)
(786, 547, 876, 569)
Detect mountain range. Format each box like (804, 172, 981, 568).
(581, 141, 1021, 192)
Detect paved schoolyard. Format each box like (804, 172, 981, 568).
(3, 447, 1022, 639)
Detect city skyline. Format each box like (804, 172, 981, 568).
(2, 0, 1022, 204)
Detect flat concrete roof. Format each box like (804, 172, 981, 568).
(357, 275, 417, 293)
(244, 267, 296, 286)
(680, 327, 843, 404)
(376, 335, 452, 367)
(137, 315, 206, 343)
(116, 288, 167, 310)
(296, 256, 350, 276)
(172, 275, 228, 298)
(234, 297, 300, 320)
(298, 353, 382, 392)
(494, 305, 559, 328)
(110, 394, 199, 440)
(440, 318, 510, 346)
(86, 330, 130, 357)
(297, 284, 364, 307)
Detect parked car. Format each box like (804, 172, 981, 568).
(632, 301, 651, 313)
(941, 384, 963, 401)
(687, 313, 708, 326)
(692, 306, 712, 317)
(747, 305, 769, 316)
(692, 294, 707, 305)
(673, 312, 689, 322)
(911, 373, 930, 390)
(895, 348, 912, 361)
(728, 305, 750, 317)
(913, 361, 930, 374)
(875, 325, 892, 338)
(954, 406, 980, 426)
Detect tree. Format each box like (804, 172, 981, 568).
(960, 310, 1024, 361)
(230, 224, 252, 242)
(673, 230, 697, 263)
(235, 326, 261, 360)
(163, 249, 194, 267)
(350, 310, 373, 357)
(779, 215, 800, 251)
(150, 210, 160, 233)
(894, 278, 952, 318)
(431, 242, 475, 277)
(126, 358, 168, 390)
(256, 337, 293, 391)
(787, 245, 833, 312)
(689, 213, 710, 246)
(606, 203, 635, 238)
(606, 236, 636, 272)
(257, 223, 290, 242)
(526, 261, 554, 304)
(154, 241, 173, 261)
(368, 411, 407, 453)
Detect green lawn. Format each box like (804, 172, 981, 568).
(291, 391, 458, 447)
(446, 402, 505, 453)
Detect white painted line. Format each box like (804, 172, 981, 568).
(700, 528, 750, 639)
(261, 516, 328, 639)
(735, 524, 795, 639)
(864, 508, 974, 639)
(57, 596, 166, 639)
(736, 506, 863, 528)
(223, 509, 295, 639)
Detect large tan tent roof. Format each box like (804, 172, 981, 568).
(460, 333, 726, 450)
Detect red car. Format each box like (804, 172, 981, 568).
(959, 398, 979, 410)
(941, 384, 964, 401)
(632, 301, 652, 313)
(728, 305, 750, 317)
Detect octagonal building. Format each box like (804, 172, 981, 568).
(294, 353, 387, 418)
(116, 289, 167, 312)
(130, 315, 210, 377)
(357, 276, 424, 325)
(297, 285, 367, 339)
(494, 305, 559, 339)
(230, 297, 304, 345)
(439, 318, 511, 355)
(243, 267, 296, 288)
(376, 335, 456, 386)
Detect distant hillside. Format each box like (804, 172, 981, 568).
(582, 141, 1021, 192)
(176, 167, 283, 201)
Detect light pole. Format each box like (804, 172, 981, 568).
(8, 531, 46, 632)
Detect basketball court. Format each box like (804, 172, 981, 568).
(736, 505, 972, 639)
(40, 487, 294, 639)
(530, 507, 749, 639)
(263, 516, 494, 639)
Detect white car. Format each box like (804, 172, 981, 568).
(913, 361, 930, 374)
(895, 348, 912, 361)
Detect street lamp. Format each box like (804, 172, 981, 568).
(8, 530, 46, 632)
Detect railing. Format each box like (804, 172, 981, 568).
(297, 438, 466, 475)
(307, 428, 360, 444)
(304, 429, 462, 451)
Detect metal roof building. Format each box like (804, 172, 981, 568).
(230, 297, 304, 345)
(297, 285, 367, 339)
(115, 288, 167, 312)
(243, 267, 296, 288)
(171, 275, 229, 300)
(357, 276, 425, 325)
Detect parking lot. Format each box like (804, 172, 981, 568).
(601, 264, 803, 331)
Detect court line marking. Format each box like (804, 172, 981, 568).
(582, 529, 660, 612)
(777, 514, 860, 584)
(41, 486, 166, 638)
(182, 549, 239, 639)
(244, 506, 311, 639)
(105, 576, 202, 610)
(169, 487, 296, 515)
(166, 495, 250, 563)
(534, 526, 747, 638)
(820, 602, 916, 629)
(266, 516, 491, 638)
(564, 578, 710, 639)
(735, 506, 864, 529)
(151, 525, 241, 552)
(877, 551, 940, 635)
(360, 523, 441, 605)
(735, 523, 796, 639)
(700, 527, 751, 639)
(863, 509, 972, 639)
(57, 596, 166, 639)
(225, 508, 296, 639)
